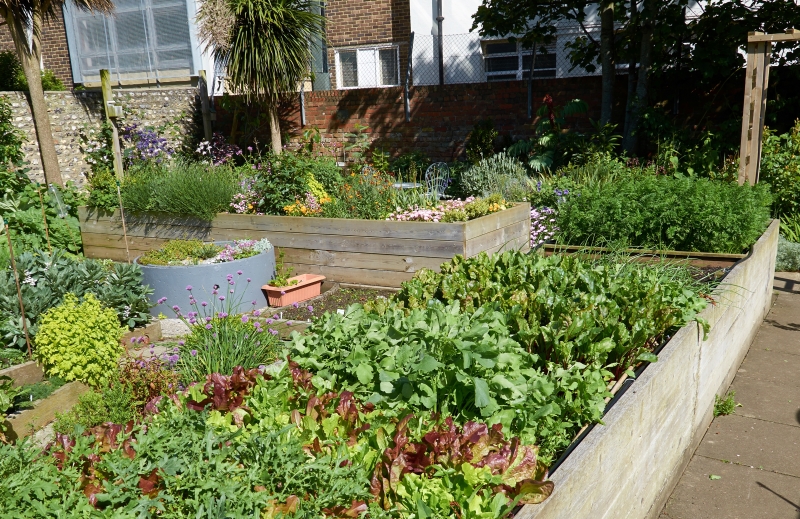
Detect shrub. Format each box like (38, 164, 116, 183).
(320, 171, 395, 220)
(121, 161, 239, 220)
(390, 151, 430, 180)
(465, 119, 498, 164)
(52, 383, 135, 434)
(760, 120, 800, 217)
(252, 153, 342, 215)
(34, 293, 124, 388)
(0, 51, 65, 91)
(0, 95, 24, 165)
(776, 236, 800, 271)
(460, 152, 527, 197)
(120, 124, 174, 168)
(557, 176, 772, 253)
(86, 168, 119, 212)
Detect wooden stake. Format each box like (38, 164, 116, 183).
(100, 69, 125, 180)
(37, 185, 52, 253)
(115, 181, 131, 264)
(198, 70, 213, 141)
(3, 222, 32, 360)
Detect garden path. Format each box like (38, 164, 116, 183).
(660, 272, 800, 519)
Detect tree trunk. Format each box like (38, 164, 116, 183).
(600, 0, 615, 126)
(10, 12, 64, 187)
(623, 0, 655, 155)
(268, 101, 281, 155)
(623, 0, 639, 147)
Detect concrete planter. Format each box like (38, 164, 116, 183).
(137, 246, 276, 317)
(518, 220, 779, 519)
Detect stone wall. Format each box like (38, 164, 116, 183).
(0, 88, 199, 187)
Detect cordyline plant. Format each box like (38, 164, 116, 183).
(196, 0, 325, 154)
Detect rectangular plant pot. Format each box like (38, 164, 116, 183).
(516, 220, 779, 519)
(263, 274, 325, 307)
(77, 204, 531, 288)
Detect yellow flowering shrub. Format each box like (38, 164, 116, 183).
(35, 293, 124, 388)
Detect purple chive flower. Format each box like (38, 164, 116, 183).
(186, 285, 193, 291)
(237, 270, 243, 275)
(253, 321, 262, 328)
(191, 349, 198, 357)
(230, 289, 235, 294)
(202, 301, 208, 307)
(281, 291, 286, 295)
(206, 316, 212, 322)
(178, 340, 185, 346)
(307, 305, 314, 312)
(219, 296, 225, 301)
(189, 318, 197, 325)
(241, 315, 249, 323)
(293, 302, 299, 309)
(251, 300, 257, 306)
(273, 314, 279, 319)
(219, 312, 228, 318)
(226, 274, 233, 281)
(205, 324, 213, 330)
(254, 310, 261, 317)
(129, 337, 136, 344)
(212, 289, 218, 295)
(173, 347, 179, 353)
(158, 297, 167, 304)
(287, 321, 293, 326)
(247, 278, 251, 283)
(270, 329, 279, 336)
(172, 305, 181, 312)
(266, 318, 274, 324)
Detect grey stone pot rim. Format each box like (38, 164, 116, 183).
(133, 241, 273, 268)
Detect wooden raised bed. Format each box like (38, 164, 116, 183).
(2, 381, 89, 441)
(543, 243, 747, 268)
(518, 220, 779, 519)
(78, 204, 531, 287)
(0, 361, 44, 388)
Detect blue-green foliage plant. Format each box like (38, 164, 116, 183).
(0, 249, 152, 350)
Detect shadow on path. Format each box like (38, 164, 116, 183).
(756, 482, 800, 518)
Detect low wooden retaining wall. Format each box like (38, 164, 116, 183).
(519, 220, 779, 519)
(2, 381, 89, 441)
(78, 204, 531, 287)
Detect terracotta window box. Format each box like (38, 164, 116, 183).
(263, 274, 326, 307)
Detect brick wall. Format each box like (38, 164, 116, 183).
(325, 0, 412, 89)
(279, 76, 624, 161)
(214, 75, 626, 162)
(0, 10, 74, 89)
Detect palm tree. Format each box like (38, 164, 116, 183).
(197, 0, 325, 154)
(0, 0, 113, 186)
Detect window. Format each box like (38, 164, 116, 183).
(63, 0, 197, 85)
(483, 40, 557, 81)
(336, 46, 399, 89)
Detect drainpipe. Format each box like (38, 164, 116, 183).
(436, 0, 444, 86)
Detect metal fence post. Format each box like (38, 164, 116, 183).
(436, 0, 444, 86)
(300, 88, 306, 127)
(405, 32, 415, 122)
(527, 43, 537, 119)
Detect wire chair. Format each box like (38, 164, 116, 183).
(424, 162, 451, 200)
(361, 164, 376, 176)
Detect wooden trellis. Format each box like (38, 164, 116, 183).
(739, 29, 800, 185)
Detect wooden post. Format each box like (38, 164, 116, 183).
(738, 29, 800, 185)
(198, 70, 213, 141)
(100, 70, 124, 180)
(2, 219, 32, 360)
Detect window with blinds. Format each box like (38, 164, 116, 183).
(335, 46, 399, 89)
(483, 40, 557, 81)
(63, 0, 198, 84)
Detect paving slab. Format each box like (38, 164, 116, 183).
(696, 414, 800, 477)
(747, 323, 800, 357)
(661, 455, 800, 519)
(734, 348, 800, 389)
(730, 376, 800, 427)
(774, 272, 800, 295)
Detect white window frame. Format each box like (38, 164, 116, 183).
(482, 40, 556, 81)
(334, 45, 400, 90)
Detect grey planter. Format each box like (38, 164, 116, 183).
(137, 246, 276, 317)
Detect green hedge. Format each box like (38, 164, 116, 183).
(556, 176, 772, 253)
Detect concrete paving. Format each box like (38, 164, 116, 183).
(660, 273, 800, 519)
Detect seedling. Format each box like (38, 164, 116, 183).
(714, 390, 741, 416)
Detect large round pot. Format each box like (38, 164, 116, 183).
(136, 244, 276, 317)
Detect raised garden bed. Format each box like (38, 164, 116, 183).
(136, 244, 276, 316)
(77, 204, 531, 288)
(2, 381, 89, 441)
(0, 361, 44, 388)
(516, 220, 779, 519)
(542, 243, 747, 268)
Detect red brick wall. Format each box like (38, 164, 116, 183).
(218, 75, 627, 162)
(0, 10, 74, 89)
(325, 0, 412, 89)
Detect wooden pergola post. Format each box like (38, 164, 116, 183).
(738, 29, 800, 185)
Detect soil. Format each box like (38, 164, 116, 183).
(276, 286, 397, 322)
